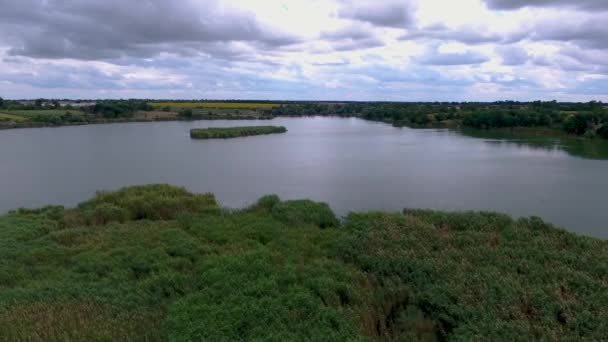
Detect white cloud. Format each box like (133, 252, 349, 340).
(0, 0, 606, 101)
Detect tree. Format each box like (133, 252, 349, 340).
(0, 97, 4, 108)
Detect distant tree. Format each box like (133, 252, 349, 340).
(53, 100, 61, 109)
(179, 109, 193, 119)
(35, 99, 43, 107)
(0, 97, 4, 108)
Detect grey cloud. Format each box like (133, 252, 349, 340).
(319, 24, 385, 52)
(496, 46, 530, 65)
(338, 1, 413, 28)
(321, 25, 377, 41)
(400, 23, 528, 45)
(528, 46, 608, 74)
(0, 0, 299, 61)
(2, 66, 123, 90)
(484, 0, 608, 11)
(331, 38, 385, 52)
(417, 49, 489, 66)
(560, 47, 608, 69)
(527, 17, 608, 49)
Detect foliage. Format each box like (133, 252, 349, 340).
(272, 101, 608, 139)
(271, 199, 340, 228)
(87, 101, 152, 119)
(337, 210, 608, 340)
(190, 126, 287, 139)
(151, 102, 281, 110)
(76, 184, 218, 221)
(0, 185, 606, 340)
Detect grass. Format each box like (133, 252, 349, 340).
(0, 185, 606, 340)
(190, 126, 287, 139)
(151, 102, 281, 110)
(2, 109, 85, 117)
(0, 112, 27, 122)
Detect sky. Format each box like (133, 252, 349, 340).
(0, 0, 606, 101)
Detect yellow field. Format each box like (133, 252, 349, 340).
(150, 102, 281, 110)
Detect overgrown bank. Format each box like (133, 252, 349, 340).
(271, 101, 608, 139)
(1, 185, 606, 340)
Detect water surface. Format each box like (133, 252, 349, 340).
(1, 117, 607, 238)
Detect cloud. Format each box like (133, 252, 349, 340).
(527, 16, 608, 49)
(319, 25, 385, 52)
(0, 0, 607, 101)
(0, 0, 299, 61)
(337, 1, 414, 28)
(402, 24, 527, 45)
(483, 0, 608, 11)
(321, 25, 378, 41)
(496, 46, 529, 65)
(417, 48, 489, 65)
(569, 77, 608, 95)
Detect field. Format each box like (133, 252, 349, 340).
(0, 112, 27, 122)
(0, 184, 606, 340)
(190, 126, 287, 139)
(1, 109, 85, 117)
(150, 102, 281, 110)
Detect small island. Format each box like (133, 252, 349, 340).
(190, 125, 287, 139)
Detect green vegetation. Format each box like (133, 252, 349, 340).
(0, 184, 606, 340)
(190, 125, 287, 139)
(2, 109, 84, 117)
(0, 109, 88, 127)
(271, 101, 608, 139)
(2, 98, 606, 137)
(0, 113, 27, 122)
(0, 100, 153, 128)
(84, 101, 152, 119)
(151, 102, 281, 110)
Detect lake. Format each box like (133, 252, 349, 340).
(1, 117, 607, 238)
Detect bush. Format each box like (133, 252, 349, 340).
(84, 204, 129, 226)
(246, 194, 281, 213)
(272, 200, 339, 228)
(78, 184, 218, 221)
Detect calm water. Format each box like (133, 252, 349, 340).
(1, 117, 607, 238)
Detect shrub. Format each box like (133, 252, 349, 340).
(78, 184, 218, 221)
(246, 194, 281, 213)
(272, 200, 339, 228)
(84, 204, 129, 226)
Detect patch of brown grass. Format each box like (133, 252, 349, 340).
(0, 302, 164, 341)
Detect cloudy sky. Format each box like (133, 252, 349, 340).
(0, 0, 606, 101)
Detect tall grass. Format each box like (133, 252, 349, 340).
(190, 126, 287, 139)
(0, 185, 606, 340)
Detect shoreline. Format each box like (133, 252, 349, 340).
(0, 114, 601, 143)
(0, 115, 274, 130)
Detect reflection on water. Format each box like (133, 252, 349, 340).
(457, 128, 608, 160)
(0, 117, 607, 238)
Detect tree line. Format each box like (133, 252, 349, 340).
(271, 101, 608, 138)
